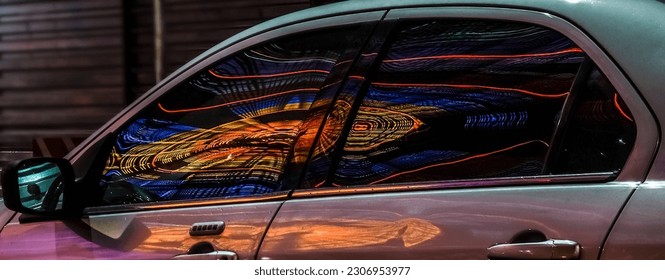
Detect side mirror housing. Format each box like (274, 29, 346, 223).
(1, 158, 77, 216)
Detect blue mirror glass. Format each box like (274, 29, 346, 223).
(17, 161, 64, 211)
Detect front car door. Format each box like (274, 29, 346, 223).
(258, 6, 657, 259)
(0, 11, 382, 259)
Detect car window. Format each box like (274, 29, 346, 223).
(545, 65, 636, 174)
(98, 25, 372, 204)
(322, 20, 636, 187)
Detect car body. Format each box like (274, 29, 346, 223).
(1, 0, 665, 259)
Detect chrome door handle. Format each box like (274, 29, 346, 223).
(487, 239, 580, 260)
(172, 250, 238, 260)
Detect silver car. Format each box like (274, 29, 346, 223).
(1, 0, 664, 259)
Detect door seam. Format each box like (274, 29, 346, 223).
(253, 191, 290, 260)
(597, 185, 638, 259)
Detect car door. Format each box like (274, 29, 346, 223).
(0, 12, 381, 259)
(257, 7, 657, 260)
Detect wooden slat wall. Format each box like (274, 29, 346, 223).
(162, 0, 310, 75)
(0, 0, 321, 152)
(0, 0, 125, 150)
(125, 0, 156, 98)
(127, 0, 311, 99)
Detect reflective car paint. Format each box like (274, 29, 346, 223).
(259, 184, 634, 259)
(602, 186, 665, 259)
(0, 201, 281, 259)
(0, 200, 14, 234)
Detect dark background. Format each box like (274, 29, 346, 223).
(0, 0, 340, 163)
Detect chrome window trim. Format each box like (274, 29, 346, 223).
(375, 7, 656, 183)
(292, 173, 616, 199)
(83, 191, 290, 215)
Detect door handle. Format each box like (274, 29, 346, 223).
(487, 239, 580, 260)
(173, 241, 238, 260)
(172, 250, 238, 260)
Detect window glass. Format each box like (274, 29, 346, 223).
(100, 26, 369, 204)
(546, 66, 636, 174)
(330, 20, 635, 187)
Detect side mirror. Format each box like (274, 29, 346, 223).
(1, 158, 76, 215)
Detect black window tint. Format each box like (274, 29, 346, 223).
(331, 20, 628, 187)
(547, 67, 636, 174)
(100, 26, 370, 204)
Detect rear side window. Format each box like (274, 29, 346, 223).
(329, 20, 635, 186)
(547, 66, 636, 174)
(99, 25, 372, 204)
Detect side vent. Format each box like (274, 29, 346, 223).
(189, 221, 225, 236)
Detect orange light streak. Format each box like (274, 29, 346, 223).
(383, 47, 583, 63)
(261, 218, 441, 251)
(614, 93, 633, 122)
(321, 80, 343, 90)
(370, 140, 549, 185)
(372, 82, 569, 99)
(154, 166, 283, 174)
(207, 69, 330, 79)
(349, 75, 366, 81)
(158, 88, 320, 113)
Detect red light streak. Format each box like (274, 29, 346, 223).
(614, 93, 633, 122)
(372, 82, 569, 99)
(369, 140, 549, 185)
(158, 88, 320, 113)
(383, 47, 583, 63)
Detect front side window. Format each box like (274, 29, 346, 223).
(99, 25, 371, 204)
(329, 20, 635, 187)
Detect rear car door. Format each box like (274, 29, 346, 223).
(0, 12, 381, 259)
(257, 7, 657, 259)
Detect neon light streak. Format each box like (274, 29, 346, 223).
(154, 166, 283, 174)
(248, 49, 335, 64)
(382, 48, 583, 63)
(369, 140, 549, 185)
(372, 82, 569, 99)
(614, 93, 633, 122)
(335, 60, 353, 66)
(208, 69, 330, 79)
(158, 88, 320, 113)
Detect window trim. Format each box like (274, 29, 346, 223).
(292, 172, 616, 199)
(541, 57, 594, 173)
(84, 190, 291, 215)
